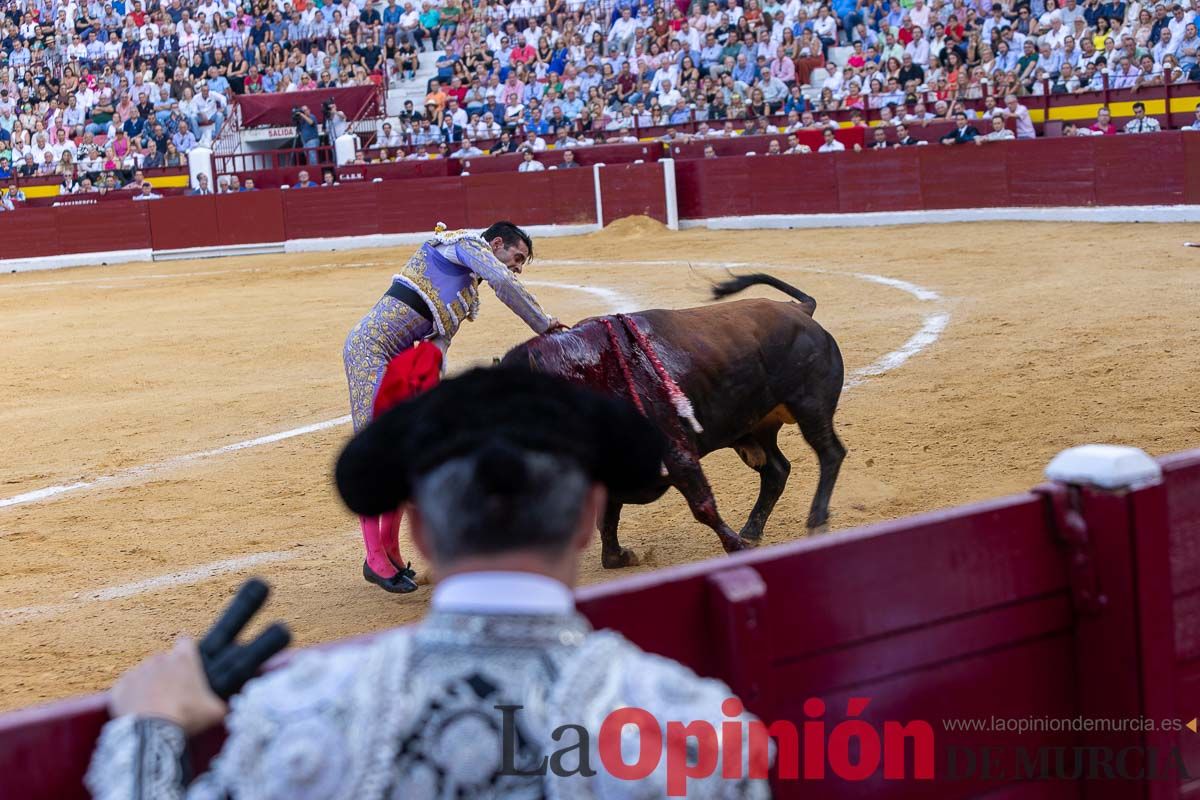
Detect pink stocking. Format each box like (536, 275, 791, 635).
(361, 515, 398, 577)
(379, 509, 405, 568)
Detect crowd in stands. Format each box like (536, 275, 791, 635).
(373, 0, 1200, 150)
(0, 0, 1197, 200)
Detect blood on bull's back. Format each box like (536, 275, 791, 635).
(501, 296, 843, 459)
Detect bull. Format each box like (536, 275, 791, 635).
(500, 273, 847, 568)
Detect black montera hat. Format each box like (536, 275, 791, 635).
(334, 367, 666, 516)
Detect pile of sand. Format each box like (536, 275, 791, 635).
(590, 215, 670, 238)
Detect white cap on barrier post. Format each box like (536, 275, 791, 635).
(1044, 444, 1162, 490)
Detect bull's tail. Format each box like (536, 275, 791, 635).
(711, 273, 817, 316)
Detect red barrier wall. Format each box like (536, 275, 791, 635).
(673, 131, 1200, 219)
(599, 161, 668, 223)
(2, 132, 1199, 266)
(213, 190, 287, 246)
(5, 446, 1198, 799)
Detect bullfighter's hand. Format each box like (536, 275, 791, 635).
(109, 636, 227, 735)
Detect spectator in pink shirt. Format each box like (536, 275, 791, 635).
(770, 47, 796, 84)
(1089, 107, 1117, 135)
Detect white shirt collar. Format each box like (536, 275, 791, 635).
(431, 571, 575, 616)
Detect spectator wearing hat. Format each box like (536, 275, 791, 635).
(85, 368, 771, 799)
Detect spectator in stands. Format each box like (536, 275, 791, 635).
(189, 173, 213, 195)
(295, 106, 321, 165)
(132, 181, 162, 200)
(294, 170, 318, 188)
(895, 124, 922, 146)
(1124, 101, 1162, 133)
(378, 122, 404, 149)
(1090, 107, 1118, 135)
(518, 150, 545, 171)
(818, 127, 845, 152)
(321, 171, 339, 187)
(1000, 94, 1037, 139)
(85, 368, 770, 799)
(164, 142, 188, 168)
(867, 127, 890, 149)
(172, 122, 197, 155)
(976, 116, 1017, 144)
(1189, 103, 1200, 130)
(940, 112, 980, 144)
(451, 137, 483, 158)
(786, 134, 813, 153)
(6, 185, 24, 204)
(560, 149, 581, 168)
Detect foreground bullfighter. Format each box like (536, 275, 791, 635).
(501, 273, 847, 567)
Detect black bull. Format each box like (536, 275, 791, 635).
(500, 273, 847, 568)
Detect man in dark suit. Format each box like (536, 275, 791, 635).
(940, 111, 979, 145)
(894, 123, 921, 146)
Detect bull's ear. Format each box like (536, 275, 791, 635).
(586, 390, 668, 493)
(334, 402, 416, 516)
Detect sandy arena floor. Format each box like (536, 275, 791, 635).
(2, 218, 1199, 711)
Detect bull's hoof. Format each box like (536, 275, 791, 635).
(602, 548, 640, 569)
(721, 536, 751, 553)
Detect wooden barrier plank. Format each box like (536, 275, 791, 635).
(53, 202, 152, 255)
(377, 177, 468, 234)
(1093, 132, 1185, 206)
(770, 634, 1080, 799)
(281, 182, 381, 240)
(919, 143, 1011, 209)
(148, 195, 218, 251)
(548, 167, 600, 225)
(1183, 133, 1200, 205)
(674, 157, 752, 219)
(1006, 138, 1096, 207)
(598, 161, 667, 223)
(748, 153, 836, 215)
(837, 147, 923, 212)
(754, 495, 1063, 655)
(0, 208, 61, 259)
(465, 171, 560, 228)
(214, 189, 287, 246)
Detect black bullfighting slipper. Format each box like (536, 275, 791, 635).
(363, 561, 420, 594)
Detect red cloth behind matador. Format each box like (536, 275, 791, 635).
(373, 342, 444, 418)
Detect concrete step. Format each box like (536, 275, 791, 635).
(386, 49, 443, 116)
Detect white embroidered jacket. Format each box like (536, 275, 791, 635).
(85, 574, 774, 800)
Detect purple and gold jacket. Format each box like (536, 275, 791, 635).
(393, 228, 553, 339)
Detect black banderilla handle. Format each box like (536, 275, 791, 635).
(198, 578, 292, 700)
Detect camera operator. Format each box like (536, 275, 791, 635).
(294, 104, 320, 164)
(323, 99, 348, 144)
